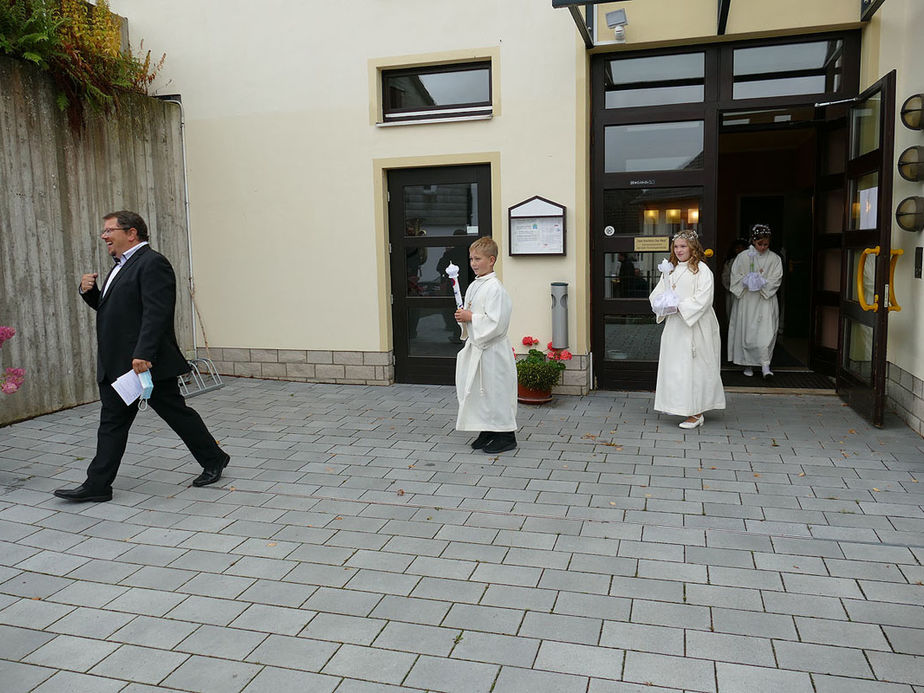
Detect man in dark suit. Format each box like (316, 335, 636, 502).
(54, 211, 230, 502)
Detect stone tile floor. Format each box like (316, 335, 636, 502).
(0, 377, 922, 692)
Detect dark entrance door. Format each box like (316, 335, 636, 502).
(835, 71, 896, 426)
(388, 164, 491, 384)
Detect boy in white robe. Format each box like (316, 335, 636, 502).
(728, 224, 784, 378)
(454, 237, 518, 454)
(649, 229, 726, 429)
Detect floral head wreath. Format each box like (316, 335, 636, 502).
(750, 224, 772, 242)
(672, 228, 699, 242)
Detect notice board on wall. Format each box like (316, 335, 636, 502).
(508, 196, 566, 256)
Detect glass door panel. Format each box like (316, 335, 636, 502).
(604, 315, 664, 361)
(602, 188, 703, 236)
(836, 71, 895, 426)
(842, 317, 873, 381)
(817, 307, 838, 350)
(848, 172, 879, 230)
(820, 250, 840, 291)
(603, 252, 660, 298)
(604, 122, 705, 172)
(845, 249, 876, 306)
(850, 92, 881, 158)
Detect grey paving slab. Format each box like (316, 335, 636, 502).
(450, 630, 540, 667)
(493, 665, 589, 692)
(623, 651, 716, 692)
(1, 379, 922, 693)
(0, 660, 55, 691)
(31, 670, 127, 693)
(715, 662, 814, 693)
(403, 654, 499, 693)
(322, 643, 416, 684)
(89, 643, 189, 684)
(161, 655, 262, 693)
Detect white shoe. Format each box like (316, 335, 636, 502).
(679, 415, 704, 429)
(743, 368, 754, 377)
(762, 365, 773, 378)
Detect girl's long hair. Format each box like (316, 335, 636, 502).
(669, 234, 705, 273)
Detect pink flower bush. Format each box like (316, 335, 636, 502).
(2, 368, 24, 394)
(0, 326, 15, 347)
(0, 326, 24, 395)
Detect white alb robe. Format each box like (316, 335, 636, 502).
(727, 247, 783, 366)
(455, 273, 517, 432)
(649, 261, 726, 417)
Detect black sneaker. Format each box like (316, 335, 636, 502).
(471, 431, 494, 450)
(484, 432, 517, 454)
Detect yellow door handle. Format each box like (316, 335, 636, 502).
(888, 249, 903, 312)
(704, 248, 714, 258)
(857, 245, 879, 312)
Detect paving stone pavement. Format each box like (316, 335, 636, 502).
(0, 377, 922, 693)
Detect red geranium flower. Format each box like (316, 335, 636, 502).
(560, 350, 573, 360)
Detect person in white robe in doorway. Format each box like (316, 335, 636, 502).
(649, 229, 726, 429)
(454, 236, 518, 454)
(727, 224, 784, 378)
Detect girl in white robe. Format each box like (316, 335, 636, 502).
(727, 224, 784, 378)
(649, 231, 726, 429)
(455, 238, 518, 454)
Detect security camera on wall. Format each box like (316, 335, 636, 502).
(606, 9, 628, 43)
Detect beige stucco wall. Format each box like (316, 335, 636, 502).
(861, 0, 924, 382)
(107, 0, 587, 355)
(107, 0, 920, 389)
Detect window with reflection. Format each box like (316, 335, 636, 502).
(605, 53, 705, 109)
(843, 317, 873, 381)
(603, 188, 703, 237)
(407, 307, 466, 357)
(848, 173, 878, 230)
(733, 39, 843, 99)
(846, 248, 876, 307)
(384, 62, 491, 121)
(404, 183, 479, 237)
(721, 107, 816, 128)
(604, 252, 661, 299)
(604, 314, 664, 361)
(605, 121, 704, 172)
(850, 94, 881, 158)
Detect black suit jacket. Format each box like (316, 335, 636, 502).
(81, 244, 190, 384)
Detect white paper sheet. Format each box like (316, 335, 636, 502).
(112, 370, 143, 406)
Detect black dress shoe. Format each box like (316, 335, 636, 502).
(483, 432, 517, 455)
(192, 452, 230, 487)
(53, 485, 112, 502)
(471, 431, 494, 450)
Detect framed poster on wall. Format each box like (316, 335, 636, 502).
(508, 196, 566, 256)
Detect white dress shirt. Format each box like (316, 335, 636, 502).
(101, 242, 148, 297)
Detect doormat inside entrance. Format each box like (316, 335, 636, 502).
(721, 370, 835, 389)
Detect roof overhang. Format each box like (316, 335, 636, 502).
(555, 1, 882, 48)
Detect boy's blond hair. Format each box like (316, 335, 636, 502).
(470, 236, 498, 259)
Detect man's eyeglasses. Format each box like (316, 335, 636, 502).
(101, 226, 129, 235)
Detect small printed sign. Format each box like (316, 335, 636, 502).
(634, 236, 670, 252)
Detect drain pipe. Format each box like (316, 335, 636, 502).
(156, 94, 197, 353)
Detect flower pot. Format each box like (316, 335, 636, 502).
(517, 383, 552, 404)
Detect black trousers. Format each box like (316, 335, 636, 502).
(86, 376, 224, 491)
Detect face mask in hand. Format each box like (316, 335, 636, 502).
(138, 371, 153, 411)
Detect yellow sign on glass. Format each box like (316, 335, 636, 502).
(634, 236, 669, 252)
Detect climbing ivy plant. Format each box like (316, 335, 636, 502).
(0, 0, 164, 129)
